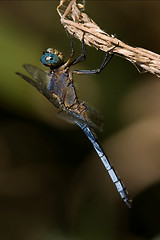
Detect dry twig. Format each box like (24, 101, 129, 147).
(57, 0, 160, 77)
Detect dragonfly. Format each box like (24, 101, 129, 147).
(16, 34, 132, 208)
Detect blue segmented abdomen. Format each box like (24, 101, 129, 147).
(75, 121, 132, 208)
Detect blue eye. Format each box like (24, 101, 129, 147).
(40, 53, 62, 67)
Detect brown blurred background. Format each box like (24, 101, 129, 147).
(0, 1, 160, 240)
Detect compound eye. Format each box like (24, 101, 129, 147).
(40, 52, 63, 68)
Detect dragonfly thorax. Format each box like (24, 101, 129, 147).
(41, 48, 64, 68)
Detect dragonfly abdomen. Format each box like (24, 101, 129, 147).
(75, 121, 132, 208)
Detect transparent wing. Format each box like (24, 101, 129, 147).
(58, 102, 103, 133)
(85, 103, 104, 132)
(16, 64, 59, 107)
(23, 64, 51, 87)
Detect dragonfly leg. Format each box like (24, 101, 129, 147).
(64, 34, 75, 67)
(71, 45, 118, 75)
(70, 33, 75, 59)
(69, 32, 86, 66)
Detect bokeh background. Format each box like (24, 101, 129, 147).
(0, 1, 160, 240)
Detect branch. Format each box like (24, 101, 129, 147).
(57, 0, 160, 77)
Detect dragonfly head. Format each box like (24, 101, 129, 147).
(40, 48, 64, 69)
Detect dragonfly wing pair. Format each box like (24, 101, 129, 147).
(16, 64, 59, 108)
(58, 103, 103, 133)
(17, 64, 103, 132)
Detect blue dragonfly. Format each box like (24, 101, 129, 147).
(16, 34, 132, 208)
